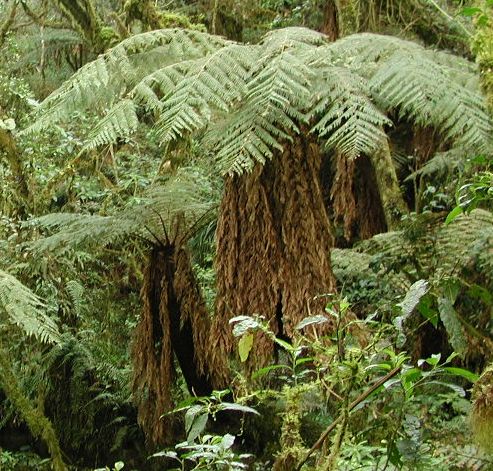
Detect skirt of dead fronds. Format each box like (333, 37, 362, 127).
(471, 364, 493, 454)
(212, 134, 337, 386)
(132, 244, 213, 445)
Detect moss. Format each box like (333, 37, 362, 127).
(0, 346, 67, 471)
(471, 364, 493, 454)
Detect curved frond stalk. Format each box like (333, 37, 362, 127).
(0, 270, 60, 343)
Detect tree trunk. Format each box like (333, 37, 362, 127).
(369, 139, 408, 230)
(212, 135, 337, 387)
(0, 128, 30, 218)
(319, 0, 340, 41)
(0, 346, 67, 471)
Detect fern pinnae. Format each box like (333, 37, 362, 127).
(309, 66, 390, 158)
(154, 44, 253, 144)
(211, 46, 312, 174)
(84, 99, 139, 149)
(0, 271, 60, 344)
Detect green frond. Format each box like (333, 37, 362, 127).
(309, 66, 391, 158)
(25, 27, 491, 175)
(154, 44, 254, 144)
(0, 271, 60, 344)
(259, 26, 327, 50)
(405, 148, 466, 181)
(209, 46, 312, 174)
(29, 166, 220, 253)
(85, 99, 139, 149)
(24, 28, 230, 135)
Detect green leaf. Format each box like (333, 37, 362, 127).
(438, 295, 467, 355)
(217, 403, 259, 415)
(460, 6, 482, 16)
(230, 316, 260, 337)
(114, 462, 124, 471)
(296, 315, 329, 330)
(251, 364, 289, 379)
(394, 280, 429, 347)
(417, 295, 438, 328)
(443, 367, 479, 383)
(238, 333, 254, 362)
(187, 412, 208, 443)
(445, 205, 463, 225)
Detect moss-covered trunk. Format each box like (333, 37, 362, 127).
(0, 345, 67, 471)
(369, 139, 408, 230)
(212, 135, 337, 387)
(0, 129, 30, 218)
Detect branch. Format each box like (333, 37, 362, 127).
(0, 0, 19, 48)
(295, 365, 402, 470)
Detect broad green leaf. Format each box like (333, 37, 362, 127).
(460, 6, 482, 16)
(444, 367, 479, 382)
(187, 412, 208, 443)
(445, 205, 463, 224)
(238, 333, 254, 362)
(296, 315, 329, 330)
(438, 296, 467, 355)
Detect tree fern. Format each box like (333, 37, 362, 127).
(24, 28, 230, 135)
(29, 166, 219, 253)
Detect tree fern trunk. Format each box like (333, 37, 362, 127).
(0, 346, 67, 471)
(0, 128, 30, 218)
(212, 134, 337, 387)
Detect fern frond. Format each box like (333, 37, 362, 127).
(155, 44, 254, 144)
(209, 46, 312, 174)
(24, 29, 230, 134)
(29, 166, 220, 253)
(0, 271, 60, 343)
(309, 66, 391, 158)
(85, 99, 139, 149)
(369, 51, 491, 151)
(405, 148, 466, 181)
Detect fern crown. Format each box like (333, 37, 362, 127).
(25, 27, 492, 174)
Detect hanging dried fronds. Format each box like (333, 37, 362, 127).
(213, 135, 337, 384)
(132, 220, 214, 444)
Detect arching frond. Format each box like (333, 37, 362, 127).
(154, 44, 254, 144)
(0, 271, 60, 343)
(85, 99, 139, 149)
(25, 27, 491, 175)
(29, 167, 220, 253)
(309, 66, 391, 158)
(208, 45, 313, 174)
(369, 51, 492, 151)
(24, 28, 230, 134)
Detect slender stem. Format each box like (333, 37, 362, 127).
(295, 365, 402, 471)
